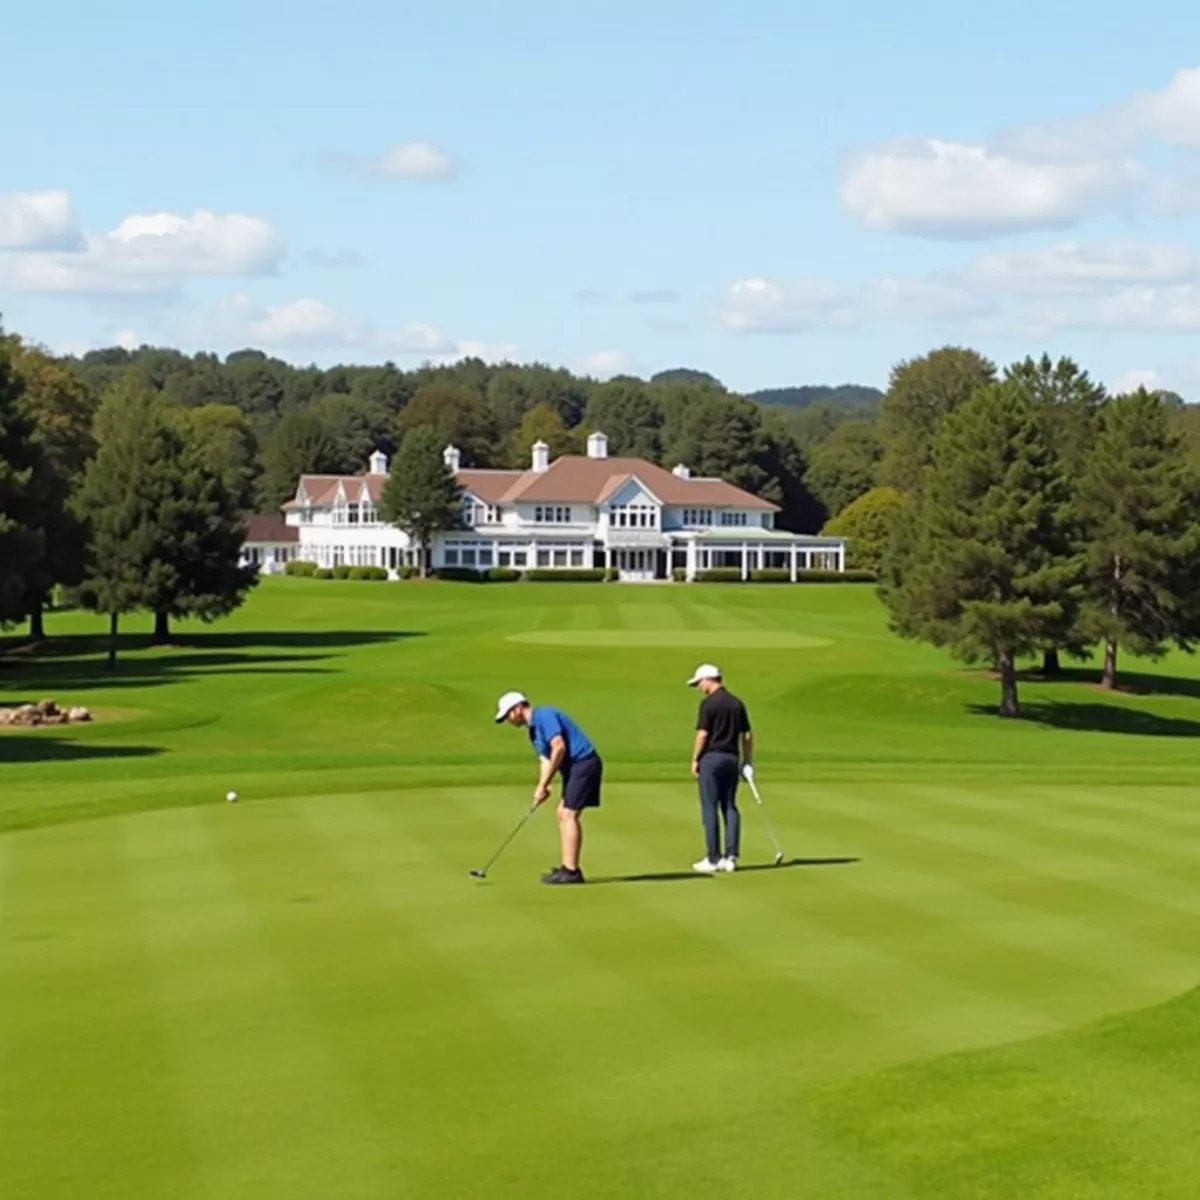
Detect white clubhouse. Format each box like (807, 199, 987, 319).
(253, 433, 846, 582)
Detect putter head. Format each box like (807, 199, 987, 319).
(773, 852, 785, 866)
(469, 869, 486, 879)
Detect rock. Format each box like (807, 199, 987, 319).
(35, 698, 59, 716)
(68, 707, 92, 723)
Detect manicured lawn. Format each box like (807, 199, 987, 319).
(2, 580, 1198, 1197)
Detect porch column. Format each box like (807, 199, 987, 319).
(741, 541, 749, 581)
(493, 539, 500, 568)
(685, 539, 698, 582)
(790, 545, 798, 582)
(530, 538, 538, 570)
(605, 546, 612, 572)
(836, 544, 845, 573)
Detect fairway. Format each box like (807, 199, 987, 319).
(3, 581, 1200, 1198)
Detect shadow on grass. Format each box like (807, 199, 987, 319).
(0, 629, 423, 693)
(1019, 667, 1200, 702)
(969, 701, 1200, 737)
(0, 737, 162, 765)
(589, 857, 859, 885)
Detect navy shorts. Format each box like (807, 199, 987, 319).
(561, 754, 603, 810)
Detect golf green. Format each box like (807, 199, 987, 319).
(2, 580, 1199, 1198)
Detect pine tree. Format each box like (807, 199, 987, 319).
(0, 338, 44, 626)
(379, 426, 463, 577)
(879, 382, 1078, 717)
(1074, 389, 1200, 690)
(74, 375, 175, 668)
(1006, 354, 1105, 675)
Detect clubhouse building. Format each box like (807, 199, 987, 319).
(248, 434, 846, 583)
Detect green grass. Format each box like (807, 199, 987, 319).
(2, 580, 1199, 1197)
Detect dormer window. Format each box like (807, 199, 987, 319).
(610, 504, 658, 529)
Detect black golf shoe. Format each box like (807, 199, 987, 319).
(541, 866, 585, 885)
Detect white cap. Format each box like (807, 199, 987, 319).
(494, 690, 528, 723)
(686, 663, 722, 687)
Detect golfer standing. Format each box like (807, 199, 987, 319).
(687, 663, 752, 873)
(494, 691, 603, 885)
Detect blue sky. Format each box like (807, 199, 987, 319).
(2, 1, 1199, 395)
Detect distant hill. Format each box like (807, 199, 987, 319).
(650, 368, 725, 389)
(750, 384, 883, 411)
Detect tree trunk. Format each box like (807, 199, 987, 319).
(28, 600, 45, 643)
(106, 612, 119, 672)
(153, 611, 171, 644)
(998, 649, 1020, 718)
(1100, 639, 1118, 690)
(1041, 648, 1061, 677)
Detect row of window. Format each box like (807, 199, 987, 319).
(464, 502, 502, 525)
(331, 502, 379, 527)
(720, 512, 750, 527)
(682, 508, 714, 527)
(442, 543, 589, 569)
(533, 505, 573, 524)
(609, 504, 659, 529)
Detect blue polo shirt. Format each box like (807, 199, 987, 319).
(528, 706, 596, 765)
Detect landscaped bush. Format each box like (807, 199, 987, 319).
(347, 566, 388, 581)
(602, 567, 619, 582)
(749, 568, 791, 583)
(522, 568, 607, 582)
(432, 566, 485, 582)
(672, 568, 688, 582)
(486, 567, 522, 582)
(696, 568, 744, 583)
(395, 566, 418, 580)
(313, 568, 334, 580)
(331, 564, 352, 580)
(799, 569, 876, 583)
(285, 560, 318, 577)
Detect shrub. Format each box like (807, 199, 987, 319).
(432, 566, 485, 582)
(331, 564, 352, 580)
(395, 566, 418, 580)
(749, 568, 791, 583)
(696, 568, 744, 583)
(672, 568, 688, 582)
(822, 486, 906, 574)
(348, 566, 388, 581)
(313, 568, 334, 580)
(285, 560, 318, 577)
(486, 567, 521, 582)
(522, 568, 607, 582)
(799, 568, 876, 583)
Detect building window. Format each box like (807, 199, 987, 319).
(553, 548, 568, 567)
(570, 548, 584, 567)
(513, 550, 527, 567)
(720, 511, 749, 527)
(498, 551, 511, 567)
(611, 504, 659, 529)
(478, 547, 494, 567)
(534, 505, 571, 523)
(445, 548, 460, 565)
(462, 548, 477, 565)
(682, 508, 713, 528)
(347, 503, 360, 526)
(537, 548, 551, 567)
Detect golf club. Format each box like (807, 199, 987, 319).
(469, 805, 538, 879)
(744, 772, 785, 865)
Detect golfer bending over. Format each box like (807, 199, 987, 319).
(687, 663, 752, 874)
(495, 690, 603, 885)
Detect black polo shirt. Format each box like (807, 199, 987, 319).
(696, 688, 751, 758)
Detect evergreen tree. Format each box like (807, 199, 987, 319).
(1074, 389, 1200, 690)
(0, 338, 44, 626)
(1006, 354, 1106, 675)
(879, 382, 1077, 718)
(379, 426, 463, 577)
(878, 347, 996, 492)
(259, 410, 341, 510)
(74, 376, 174, 668)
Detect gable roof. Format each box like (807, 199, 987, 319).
(286, 474, 386, 508)
(244, 514, 299, 543)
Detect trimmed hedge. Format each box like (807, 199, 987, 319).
(432, 566, 486, 582)
(348, 566, 388, 581)
(522, 568, 607, 582)
(486, 567, 522, 582)
(331, 564, 352, 580)
(395, 566, 419, 580)
(313, 568, 334, 580)
(670, 565, 874, 584)
(284, 560, 318, 577)
(696, 568, 745, 583)
(800, 569, 876, 583)
(749, 568, 791, 583)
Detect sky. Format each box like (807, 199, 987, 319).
(2, 0, 1200, 396)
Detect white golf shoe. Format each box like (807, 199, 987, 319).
(717, 857, 738, 873)
(692, 858, 720, 874)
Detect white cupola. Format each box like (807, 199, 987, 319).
(586, 431, 609, 460)
(531, 440, 550, 473)
(443, 445, 462, 474)
(368, 449, 389, 476)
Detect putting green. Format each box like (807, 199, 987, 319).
(507, 629, 833, 649)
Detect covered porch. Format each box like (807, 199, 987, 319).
(672, 529, 846, 581)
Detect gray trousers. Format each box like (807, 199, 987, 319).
(698, 752, 741, 862)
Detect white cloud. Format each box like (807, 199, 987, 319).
(721, 277, 856, 332)
(325, 140, 456, 181)
(6, 208, 284, 295)
(972, 241, 1198, 293)
(581, 350, 630, 378)
(841, 139, 1140, 239)
(843, 65, 1200, 238)
(0, 190, 81, 251)
(1093, 285, 1200, 332)
(1110, 368, 1163, 394)
(114, 329, 139, 351)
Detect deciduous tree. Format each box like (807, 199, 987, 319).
(379, 427, 463, 577)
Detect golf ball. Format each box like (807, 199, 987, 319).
(226, 790, 239, 803)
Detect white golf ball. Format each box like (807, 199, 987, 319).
(226, 790, 239, 803)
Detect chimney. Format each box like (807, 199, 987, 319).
(443, 445, 462, 474)
(672, 463, 691, 479)
(586, 431, 609, 460)
(531, 440, 550, 473)
(368, 449, 389, 476)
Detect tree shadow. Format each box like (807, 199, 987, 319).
(968, 701, 1200, 737)
(589, 857, 859, 885)
(1018, 667, 1200, 702)
(0, 737, 162, 765)
(0, 630, 423, 693)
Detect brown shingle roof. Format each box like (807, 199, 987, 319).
(293, 474, 386, 506)
(244, 514, 299, 543)
(457, 469, 525, 504)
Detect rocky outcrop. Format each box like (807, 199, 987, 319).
(0, 699, 92, 727)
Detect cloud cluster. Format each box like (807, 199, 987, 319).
(842, 67, 1200, 238)
(323, 140, 456, 181)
